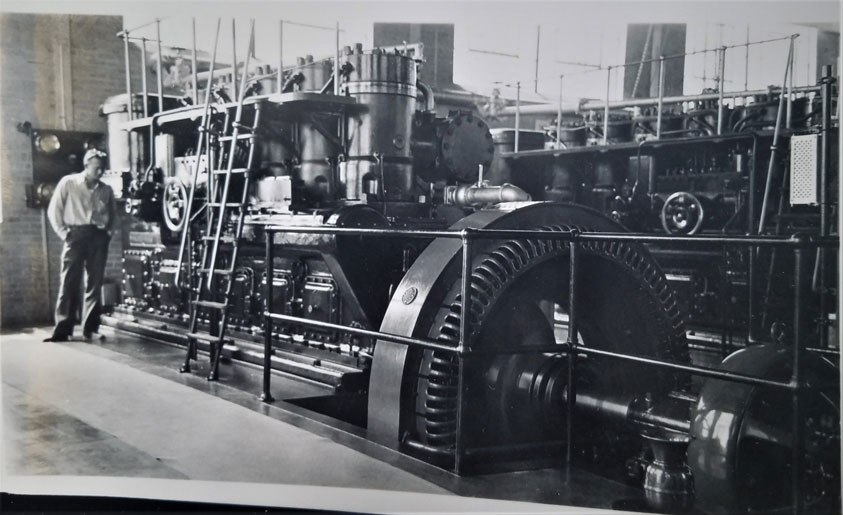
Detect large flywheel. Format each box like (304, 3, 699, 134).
(368, 202, 689, 467)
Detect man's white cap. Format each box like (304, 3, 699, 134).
(83, 148, 107, 163)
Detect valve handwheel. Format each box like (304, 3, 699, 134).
(162, 176, 189, 233)
(661, 191, 704, 235)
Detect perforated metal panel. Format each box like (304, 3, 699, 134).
(790, 134, 819, 205)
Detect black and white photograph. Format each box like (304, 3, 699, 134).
(0, 1, 840, 513)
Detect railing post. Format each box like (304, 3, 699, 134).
(156, 19, 164, 113)
(191, 18, 199, 105)
(556, 75, 564, 149)
(818, 65, 835, 349)
(231, 19, 238, 100)
(122, 31, 133, 120)
(786, 37, 795, 129)
(717, 46, 726, 135)
(261, 230, 275, 403)
(140, 38, 149, 118)
(455, 228, 474, 473)
(334, 22, 341, 96)
(656, 56, 665, 139)
(565, 239, 579, 483)
(278, 20, 284, 94)
(791, 242, 810, 514)
(603, 66, 612, 145)
(515, 81, 521, 152)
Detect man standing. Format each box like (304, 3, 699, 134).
(44, 148, 117, 342)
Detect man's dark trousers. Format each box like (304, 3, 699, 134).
(52, 226, 110, 339)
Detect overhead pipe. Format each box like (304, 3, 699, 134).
(500, 84, 820, 116)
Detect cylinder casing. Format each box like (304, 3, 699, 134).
(298, 57, 337, 205)
(344, 51, 417, 201)
(102, 94, 146, 176)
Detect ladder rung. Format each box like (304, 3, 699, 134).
(192, 300, 227, 310)
(218, 134, 257, 142)
(212, 168, 249, 175)
(231, 122, 255, 132)
(198, 268, 233, 276)
(186, 332, 234, 345)
(207, 202, 243, 208)
(201, 235, 236, 243)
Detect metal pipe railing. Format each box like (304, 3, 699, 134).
(252, 219, 831, 511)
(251, 223, 837, 248)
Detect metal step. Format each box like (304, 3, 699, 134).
(186, 332, 234, 345)
(237, 346, 348, 388)
(192, 299, 227, 310)
(207, 202, 243, 208)
(231, 121, 256, 132)
(218, 133, 257, 142)
(197, 267, 233, 276)
(201, 235, 236, 244)
(212, 168, 249, 175)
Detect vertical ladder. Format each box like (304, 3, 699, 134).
(180, 20, 259, 381)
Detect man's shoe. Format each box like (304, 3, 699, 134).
(43, 335, 69, 342)
(83, 331, 105, 342)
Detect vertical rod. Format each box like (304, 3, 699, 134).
(231, 19, 238, 100)
(757, 40, 794, 234)
(603, 66, 611, 145)
(656, 56, 665, 139)
(278, 21, 284, 94)
(261, 230, 275, 403)
(565, 241, 579, 482)
(173, 18, 221, 286)
(455, 231, 473, 473)
(140, 38, 149, 118)
(534, 24, 541, 93)
(191, 18, 199, 105)
(515, 82, 521, 152)
(556, 75, 563, 149)
(155, 19, 164, 112)
(791, 245, 809, 514)
(747, 134, 758, 343)
(818, 65, 834, 349)
(334, 22, 341, 96)
(787, 38, 795, 129)
(744, 25, 750, 91)
(122, 32, 133, 120)
(717, 47, 726, 135)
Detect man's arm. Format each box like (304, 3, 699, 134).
(104, 185, 118, 238)
(47, 177, 70, 240)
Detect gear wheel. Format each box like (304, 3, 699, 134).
(413, 222, 688, 451)
(368, 203, 689, 463)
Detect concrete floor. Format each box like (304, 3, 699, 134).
(1, 326, 631, 513)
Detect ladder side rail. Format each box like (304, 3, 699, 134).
(209, 102, 263, 380)
(175, 19, 222, 285)
(206, 20, 256, 287)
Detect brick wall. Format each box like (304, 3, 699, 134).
(0, 13, 137, 328)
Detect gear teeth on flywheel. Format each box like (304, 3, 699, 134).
(415, 224, 688, 453)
